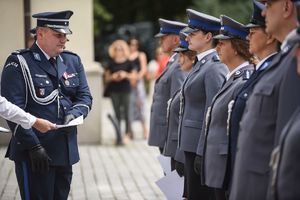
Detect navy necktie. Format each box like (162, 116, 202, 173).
(49, 57, 57, 68)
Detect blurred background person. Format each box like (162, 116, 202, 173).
(104, 39, 137, 145)
(199, 15, 254, 200)
(128, 38, 148, 139)
(146, 46, 160, 97)
(155, 47, 170, 77)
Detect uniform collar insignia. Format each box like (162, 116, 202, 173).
(33, 52, 41, 61)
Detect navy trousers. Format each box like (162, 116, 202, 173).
(15, 161, 72, 200)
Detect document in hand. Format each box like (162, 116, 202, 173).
(56, 115, 84, 129)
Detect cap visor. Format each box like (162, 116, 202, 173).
(52, 28, 72, 34)
(182, 26, 198, 34)
(173, 47, 188, 52)
(155, 32, 167, 38)
(245, 23, 261, 28)
(213, 34, 232, 40)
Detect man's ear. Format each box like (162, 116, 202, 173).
(283, 0, 295, 18)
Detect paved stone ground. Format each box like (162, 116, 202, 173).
(0, 97, 167, 200)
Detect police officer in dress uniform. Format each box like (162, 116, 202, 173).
(163, 31, 197, 198)
(178, 9, 228, 199)
(198, 15, 254, 200)
(148, 19, 187, 154)
(1, 10, 92, 200)
(229, 0, 298, 199)
(229, 0, 278, 184)
(268, 4, 300, 199)
(274, 0, 300, 145)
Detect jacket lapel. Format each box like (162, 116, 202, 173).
(57, 55, 68, 79)
(30, 43, 57, 77)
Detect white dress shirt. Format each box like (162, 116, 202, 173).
(0, 96, 36, 129)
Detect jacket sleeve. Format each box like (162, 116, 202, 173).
(1, 54, 40, 150)
(170, 63, 185, 97)
(66, 56, 93, 118)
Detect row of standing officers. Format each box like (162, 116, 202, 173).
(148, 0, 300, 199)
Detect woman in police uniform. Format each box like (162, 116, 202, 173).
(178, 9, 228, 199)
(163, 31, 196, 198)
(198, 15, 254, 200)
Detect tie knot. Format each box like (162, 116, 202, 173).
(49, 57, 57, 66)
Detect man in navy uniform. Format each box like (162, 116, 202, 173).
(229, 0, 278, 179)
(148, 19, 187, 153)
(1, 10, 92, 199)
(229, 0, 298, 199)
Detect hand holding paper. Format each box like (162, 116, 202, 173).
(56, 115, 83, 129)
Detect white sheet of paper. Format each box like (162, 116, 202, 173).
(157, 155, 171, 175)
(0, 126, 10, 133)
(156, 170, 184, 200)
(56, 115, 83, 128)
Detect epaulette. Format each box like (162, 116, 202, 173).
(12, 48, 30, 55)
(62, 50, 78, 57)
(212, 54, 220, 62)
(233, 69, 253, 80)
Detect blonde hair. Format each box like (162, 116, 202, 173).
(108, 39, 130, 59)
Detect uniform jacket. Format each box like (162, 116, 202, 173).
(268, 107, 300, 200)
(229, 54, 277, 170)
(275, 45, 300, 145)
(178, 51, 228, 153)
(229, 43, 296, 200)
(163, 90, 185, 163)
(148, 53, 186, 148)
(202, 64, 254, 189)
(1, 43, 92, 166)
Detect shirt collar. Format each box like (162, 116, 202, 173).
(196, 49, 216, 63)
(281, 29, 297, 50)
(36, 41, 52, 60)
(256, 52, 278, 71)
(226, 61, 249, 80)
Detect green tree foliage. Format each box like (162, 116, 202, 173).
(191, 0, 253, 24)
(94, 0, 193, 37)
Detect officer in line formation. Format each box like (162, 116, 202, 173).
(148, 0, 300, 199)
(199, 14, 254, 199)
(148, 18, 187, 154)
(163, 31, 197, 198)
(1, 10, 92, 200)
